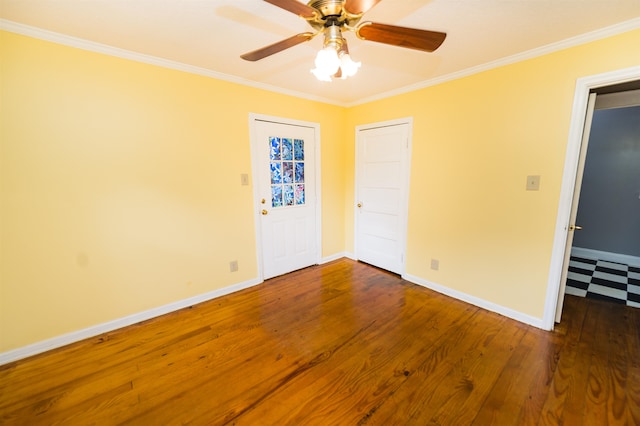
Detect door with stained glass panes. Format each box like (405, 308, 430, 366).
(252, 118, 318, 279)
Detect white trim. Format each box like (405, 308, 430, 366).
(403, 273, 544, 329)
(320, 252, 351, 264)
(543, 66, 640, 330)
(347, 17, 640, 107)
(571, 247, 640, 268)
(354, 117, 413, 276)
(3, 17, 639, 108)
(0, 278, 262, 365)
(249, 113, 322, 281)
(0, 19, 341, 107)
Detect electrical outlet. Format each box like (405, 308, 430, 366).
(430, 259, 439, 271)
(229, 260, 238, 272)
(526, 175, 540, 191)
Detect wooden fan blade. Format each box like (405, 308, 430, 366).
(264, 0, 317, 19)
(356, 22, 446, 52)
(343, 0, 382, 15)
(241, 33, 314, 61)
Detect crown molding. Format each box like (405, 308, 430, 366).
(0, 19, 343, 107)
(2, 17, 639, 108)
(347, 17, 640, 107)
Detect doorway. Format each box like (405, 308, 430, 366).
(250, 114, 321, 280)
(354, 118, 412, 275)
(544, 66, 640, 328)
(563, 99, 640, 306)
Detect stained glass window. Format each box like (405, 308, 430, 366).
(284, 185, 294, 206)
(271, 185, 283, 207)
(283, 162, 293, 183)
(295, 184, 305, 205)
(295, 162, 304, 183)
(270, 136, 305, 208)
(270, 162, 282, 184)
(270, 137, 281, 160)
(294, 139, 304, 161)
(282, 138, 293, 160)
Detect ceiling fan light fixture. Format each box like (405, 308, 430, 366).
(338, 51, 361, 78)
(243, 0, 447, 82)
(311, 46, 341, 79)
(311, 24, 360, 81)
(311, 67, 333, 82)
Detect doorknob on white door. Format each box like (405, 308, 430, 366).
(357, 202, 362, 208)
(569, 225, 583, 231)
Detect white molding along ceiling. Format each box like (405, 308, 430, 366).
(1, 1, 639, 106)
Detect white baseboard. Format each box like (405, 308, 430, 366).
(0, 277, 263, 366)
(2, 259, 553, 365)
(320, 252, 356, 264)
(571, 247, 640, 267)
(402, 273, 546, 330)
(320, 252, 347, 264)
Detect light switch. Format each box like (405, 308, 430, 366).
(241, 173, 249, 186)
(526, 175, 540, 191)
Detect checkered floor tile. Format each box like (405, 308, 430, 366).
(565, 256, 640, 307)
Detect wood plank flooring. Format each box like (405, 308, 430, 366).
(1, 258, 639, 425)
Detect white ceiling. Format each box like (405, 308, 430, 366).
(2, 0, 640, 105)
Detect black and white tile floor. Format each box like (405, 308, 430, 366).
(565, 255, 640, 307)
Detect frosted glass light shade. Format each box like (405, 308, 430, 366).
(310, 68, 332, 81)
(316, 47, 340, 73)
(311, 47, 341, 81)
(339, 53, 361, 78)
(311, 45, 360, 81)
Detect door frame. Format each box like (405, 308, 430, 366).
(542, 66, 640, 330)
(354, 117, 413, 275)
(249, 113, 322, 281)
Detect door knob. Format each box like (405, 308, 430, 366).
(261, 209, 268, 215)
(357, 203, 362, 208)
(569, 225, 582, 231)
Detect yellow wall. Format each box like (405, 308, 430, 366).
(346, 29, 640, 318)
(0, 31, 345, 352)
(2, 26, 639, 353)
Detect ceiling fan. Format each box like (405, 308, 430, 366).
(241, 0, 446, 81)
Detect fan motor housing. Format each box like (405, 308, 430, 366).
(241, 0, 447, 61)
(308, 0, 343, 17)
(307, 0, 362, 30)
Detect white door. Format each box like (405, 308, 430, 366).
(251, 116, 319, 279)
(355, 119, 412, 275)
(555, 93, 596, 322)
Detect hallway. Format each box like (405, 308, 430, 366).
(565, 254, 640, 307)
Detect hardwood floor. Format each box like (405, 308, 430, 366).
(1, 258, 639, 425)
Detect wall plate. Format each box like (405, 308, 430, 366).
(526, 175, 541, 191)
